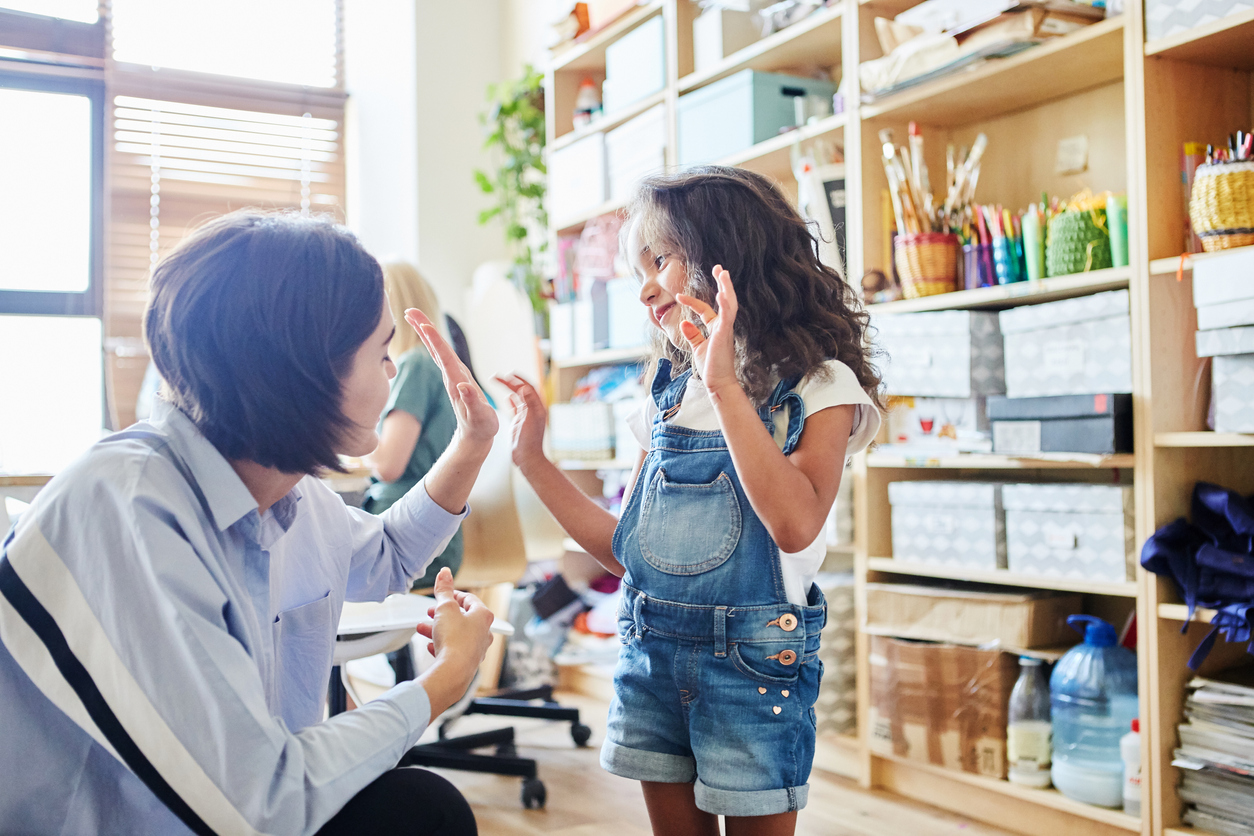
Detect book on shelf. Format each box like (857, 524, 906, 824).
(1173, 668, 1254, 836)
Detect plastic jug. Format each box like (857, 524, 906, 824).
(1050, 615, 1138, 808)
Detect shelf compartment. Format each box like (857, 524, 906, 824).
(867, 267, 1131, 314)
(549, 1, 666, 73)
(1159, 603, 1218, 623)
(677, 3, 843, 94)
(1150, 244, 1254, 277)
(715, 112, 846, 176)
(1145, 9, 1254, 70)
(865, 452, 1135, 469)
(550, 90, 666, 152)
(874, 752, 1142, 834)
(867, 556, 1138, 597)
(861, 17, 1124, 126)
(1156, 432, 1254, 448)
(552, 345, 647, 369)
(554, 197, 627, 236)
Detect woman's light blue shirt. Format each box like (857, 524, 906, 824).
(0, 400, 466, 835)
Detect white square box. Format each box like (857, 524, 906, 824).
(1002, 484, 1134, 583)
(998, 289, 1133, 397)
(603, 15, 665, 113)
(873, 310, 1005, 397)
(549, 133, 607, 224)
(888, 481, 1006, 571)
(605, 104, 666, 203)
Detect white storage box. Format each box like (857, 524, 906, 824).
(1146, 0, 1254, 41)
(1193, 246, 1254, 308)
(998, 289, 1133, 397)
(1195, 326, 1254, 433)
(549, 402, 615, 461)
(1002, 484, 1135, 583)
(606, 277, 646, 349)
(873, 311, 1005, 397)
(815, 573, 856, 735)
(888, 481, 1006, 571)
(549, 133, 607, 224)
(550, 302, 576, 360)
(692, 7, 761, 75)
(605, 104, 666, 203)
(603, 15, 665, 113)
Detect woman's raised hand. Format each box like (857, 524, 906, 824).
(406, 308, 498, 447)
(676, 265, 740, 396)
(494, 374, 548, 470)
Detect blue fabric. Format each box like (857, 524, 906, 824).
(601, 360, 826, 816)
(1141, 482, 1254, 669)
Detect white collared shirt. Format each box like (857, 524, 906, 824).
(0, 400, 465, 835)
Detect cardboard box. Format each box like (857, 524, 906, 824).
(888, 481, 1006, 571)
(873, 310, 1005, 398)
(1003, 483, 1135, 583)
(868, 635, 1018, 778)
(998, 289, 1133, 397)
(864, 583, 1082, 649)
(986, 392, 1133, 455)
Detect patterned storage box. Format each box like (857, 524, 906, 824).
(815, 573, 856, 736)
(873, 311, 1005, 398)
(1146, 0, 1254, 41)
(1213, 355, 1254, 432)
(1002, 484, 1135, 583)
(888, 481, 1006, 571)
(998, 290, 1132, 397)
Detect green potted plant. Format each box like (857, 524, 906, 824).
(474, 65, 549, 332)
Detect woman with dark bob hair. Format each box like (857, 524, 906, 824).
(0, 211, 499, 835)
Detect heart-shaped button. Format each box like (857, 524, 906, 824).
(758, 687, 767, 695)
(772, 706, 782, 715)
(782, 690, 790, 698)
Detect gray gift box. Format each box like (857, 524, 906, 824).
(888, 481, 1006, 571)
(1146, 0, 1254, 41)
(1002, 484, 1135, 584)
(1213, 355, 1254, 433)
(1196, 324, 1254, 358)
(873, 311, 1005, 398)
(998, 289, 1133, 398)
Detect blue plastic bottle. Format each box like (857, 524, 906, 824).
(1050, 615, 1138, 808)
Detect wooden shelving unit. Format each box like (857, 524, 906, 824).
(541, 3, 1254, 834)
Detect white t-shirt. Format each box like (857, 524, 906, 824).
(626, 359, 881, 606)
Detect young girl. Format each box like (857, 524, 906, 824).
(498, 166, 882, 836)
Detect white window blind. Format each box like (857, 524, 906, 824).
(0, 0, 98, 23)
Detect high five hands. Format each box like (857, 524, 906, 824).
(676, 265, 740, 395)
(405, 308, 499, 446)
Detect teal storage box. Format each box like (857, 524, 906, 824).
(677, 70, 835, 166)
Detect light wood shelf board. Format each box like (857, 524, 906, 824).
(873, 752, 1142, 833)
(1150, 244, 1254, 276)
(554, 197, 628, 235)
(861, 17, 1125, 126)
(551, 90, 666, 151)
(0, 474, 53, 487)
(865, 452, 1136, 469)
(714, 113, 846, 174)
(1144, 8, 1254, 70)
(1165, 827, 1222, 836)
(1159, 603, 1218, 623)
(549, 1, 666, 73)
(1156, 432, 1254, 447)
(552, 345, 647, 369)
(866, 556, 1138, 597)
(676, 4, 844, 93)
(867, 267, 1131, 314)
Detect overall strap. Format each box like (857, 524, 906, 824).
(651, 358, 693, 423)
(758, 375, 806, 456)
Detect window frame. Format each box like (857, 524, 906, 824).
(0, 66, 105, 319)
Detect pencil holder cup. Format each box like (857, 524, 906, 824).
(1189, 161, 1254, 252)
(894, 232, 959, 299)
(1046, 208, 1112, 276)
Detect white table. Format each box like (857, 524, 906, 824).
(334, 593, 513, 665)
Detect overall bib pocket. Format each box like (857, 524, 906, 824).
(639, 468, 742, 575)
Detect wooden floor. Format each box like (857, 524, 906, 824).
(414, 691, 1018, 836)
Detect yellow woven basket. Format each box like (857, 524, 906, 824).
(894, 232, 959, 299)
(1189, 161, 1254, 252)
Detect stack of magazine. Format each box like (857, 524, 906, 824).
(1174, 667, 1254, 836)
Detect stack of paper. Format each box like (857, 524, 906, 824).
(1173, 668, 1254, 836)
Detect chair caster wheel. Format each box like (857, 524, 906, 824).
(571, 723, 592, 747)
(521, 777, 546, 809)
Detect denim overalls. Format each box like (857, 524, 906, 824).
(600, 359, 827, 817)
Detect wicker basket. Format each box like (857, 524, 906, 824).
(1190, 161, 1254, 252)
(1046, 208, 1111, 276)
(894, 232, 959, 299)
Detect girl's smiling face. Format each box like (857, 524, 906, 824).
(627, 218, 689, 349)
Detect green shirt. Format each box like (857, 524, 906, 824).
(363, 348, 462, 584)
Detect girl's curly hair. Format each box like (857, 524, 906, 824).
(625, 165, 884, 410)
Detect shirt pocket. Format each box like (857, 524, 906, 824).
(639, 468, 742, 576)
(274, 591, 334, 730)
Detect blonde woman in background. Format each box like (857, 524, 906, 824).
(364, 261, 463, 589)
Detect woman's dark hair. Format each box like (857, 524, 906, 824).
(626, 165, 883, 409)
(144, 210, 384, 474)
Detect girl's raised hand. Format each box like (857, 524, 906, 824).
(676, 265, 740, 395)
(494, 373, 549, 469)
(406, 308, 498, 447)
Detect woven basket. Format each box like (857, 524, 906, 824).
(894, 232, 959, 299)
(1190, 161, 1254, 252)
(1046, 208, 1111, 276)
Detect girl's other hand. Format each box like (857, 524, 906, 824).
(494, 374, 549, 470)
(677, 265, 740, 397)
(406, 308, 498, 448)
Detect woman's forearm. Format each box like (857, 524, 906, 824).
(422, 430, 492, 515)
(516, 455, 624, 576)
